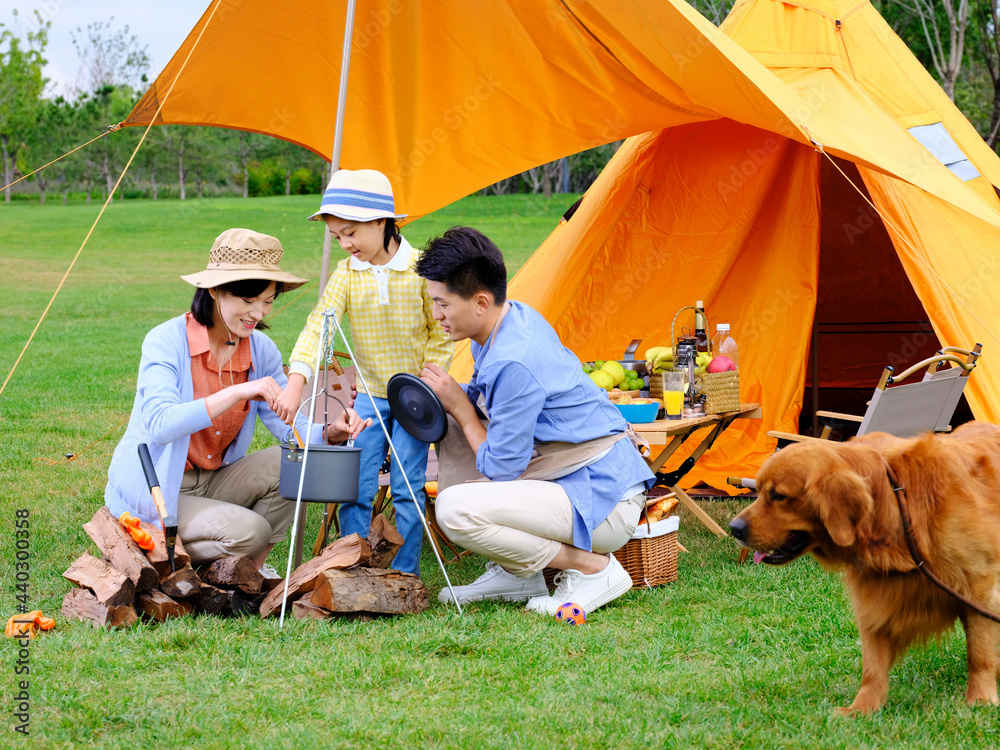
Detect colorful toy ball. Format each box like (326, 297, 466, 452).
(555, 602, 586, 625)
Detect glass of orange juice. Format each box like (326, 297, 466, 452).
(663, 372, 685, 420)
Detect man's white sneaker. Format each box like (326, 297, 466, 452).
(438, 561, 549, 605)
(524, 555, 633, 616)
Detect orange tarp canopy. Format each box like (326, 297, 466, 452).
(127, 0, 1000, 227)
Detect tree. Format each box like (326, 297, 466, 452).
(76, 84, 140, 203)
(971, 0, 1000, 146)
(228, 131, 257, 198)
(24, 96, 77, 204)
(690, 0, 734, 26)
(70, 19, 149, 97)
(0, 11, 48, 204)
(158, 125, 189, 200)
(890, 0, 971, 100)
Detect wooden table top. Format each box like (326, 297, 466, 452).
(628, 403, 762, 441)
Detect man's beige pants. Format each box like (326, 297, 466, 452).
(177, 446, 294, 563)
(435, 422, 643, 578)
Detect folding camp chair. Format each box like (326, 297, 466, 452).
(771, 343, 981, 446)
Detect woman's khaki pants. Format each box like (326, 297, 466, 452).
(177, 446, 294, 563)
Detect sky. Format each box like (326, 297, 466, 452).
(0, 0, 210, 97)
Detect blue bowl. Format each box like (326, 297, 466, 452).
(614, 401, 660, 424)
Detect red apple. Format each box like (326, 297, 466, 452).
(707, 355, 737, 373)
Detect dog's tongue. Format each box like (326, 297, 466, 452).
(753, 550, 768, 565)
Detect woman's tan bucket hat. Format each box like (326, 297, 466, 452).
(181, 228, 308, 290)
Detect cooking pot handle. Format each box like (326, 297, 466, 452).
(624, 339, 643, 361)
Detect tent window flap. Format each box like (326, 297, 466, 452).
(908, 122, 980, 182)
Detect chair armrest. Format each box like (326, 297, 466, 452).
(767, 431, 830, 443)
(815, 410, 864, 423)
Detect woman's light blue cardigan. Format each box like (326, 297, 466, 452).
(105, 315, 323, 523)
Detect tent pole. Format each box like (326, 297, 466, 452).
(318, 0, 357, 299)
(296, 0, 357, 569)
(811, 315, 819, 436)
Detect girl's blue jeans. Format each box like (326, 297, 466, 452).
(339, 394, 428, 576)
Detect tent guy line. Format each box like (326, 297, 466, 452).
(0, 0, 225, 401)
(0, 130, 112, 194)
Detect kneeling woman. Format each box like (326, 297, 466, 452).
(105, 228, 369, 568)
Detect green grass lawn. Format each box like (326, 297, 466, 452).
(2, 194, 998, 747)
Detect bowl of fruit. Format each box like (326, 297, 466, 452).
(613, 399, 660, 424)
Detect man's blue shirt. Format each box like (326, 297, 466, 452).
(467, 301, 654, 550)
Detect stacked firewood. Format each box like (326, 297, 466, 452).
(62, 508, 428, 628)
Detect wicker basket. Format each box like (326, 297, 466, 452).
(648, 373, 665, 400)
(614, 519, 679, 588)
(699, 370, 740, 414)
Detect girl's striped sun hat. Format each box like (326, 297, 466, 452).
(307, 168, 407, 223)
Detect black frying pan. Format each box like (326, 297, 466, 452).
(386, 373, 449, 443)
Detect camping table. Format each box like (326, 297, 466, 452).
(630, 403, 762, 538)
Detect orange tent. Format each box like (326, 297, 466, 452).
(449, 0, 1000, 489)
(128, 0, 1000, 488)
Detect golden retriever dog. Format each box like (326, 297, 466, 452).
(729, 422, 1000, 715)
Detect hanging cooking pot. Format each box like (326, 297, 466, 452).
(279, 388, 362, 503)
(279, 441, 362, 503)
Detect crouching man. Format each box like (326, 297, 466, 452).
(416, 227, 654, 616)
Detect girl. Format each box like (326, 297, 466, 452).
(274, 170, 452, 576)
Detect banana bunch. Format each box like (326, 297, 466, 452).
(644, 346, 674, 374)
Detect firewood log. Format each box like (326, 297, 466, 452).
(367, 514, 404, 569)
(258, 566, 284, 593)
(135, 589, 195, 622)
(193, 583, 228, 616)
(200, 555, 263, 595)
(141, 522, 191, 577)
(62, 552, 135, 607)
(291, 592, 333, 621)
(221, 588, 259, 617)
(259, 533, 371, 618)
(310, 568, 429, 615)
(159, 564, 202, 599)
(61, 587, 137, 629)
(83, 507, 159, 592)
